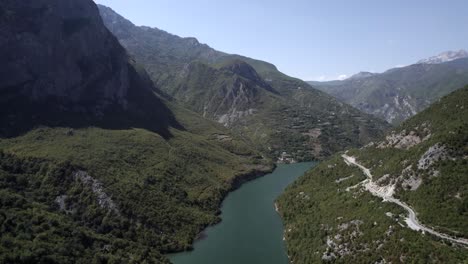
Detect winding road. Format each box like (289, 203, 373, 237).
(342, 154, 468, 247)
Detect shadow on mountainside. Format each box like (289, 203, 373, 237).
(0, 65, 184, 139)
(0, 0, 184, 139)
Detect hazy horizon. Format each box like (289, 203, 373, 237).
(94, 0, 468, 81)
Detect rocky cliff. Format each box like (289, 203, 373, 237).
(0, 0, 178, 137)
(1, 0, 130, 105)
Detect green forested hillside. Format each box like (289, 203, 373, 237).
(278, 86, 468, 263)
(0, 103, 273, 263)
(0, 153, 170, 263)
(0, 0, 272, 262)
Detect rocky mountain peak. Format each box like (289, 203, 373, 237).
(417, 49, 468, 64)
(97, 4, 223, 63)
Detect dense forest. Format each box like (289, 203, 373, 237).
(0, 152, 169, 263)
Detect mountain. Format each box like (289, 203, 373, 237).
(417, 49, 468, 64)
(348, 71, 378, 80)
(0, 0, 182, 138)
(278, 86, 468, 263)
(310, 55, 468, 124)
(98, 5, 390, 161)
(0, 0, 274, 262)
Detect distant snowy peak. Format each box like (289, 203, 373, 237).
(417, 49, 468, 64)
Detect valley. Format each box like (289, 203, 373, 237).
(98, 5, 390, 162)
(169, 162, 316, 264)
(0, 0, 466, 263)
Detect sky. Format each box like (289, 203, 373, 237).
(94, 0, 468, 81)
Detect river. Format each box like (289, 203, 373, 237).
(169, 162, 317, 264)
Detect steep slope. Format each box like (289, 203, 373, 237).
(96, 5, 224, 91)
(0, 0, 183, 138)
(167, 59, 279, 127)
(310, 54, 468, 124)
(0, 0, 273, 262)
(278, 86, 468, 263)
(98, 5, 390, 161)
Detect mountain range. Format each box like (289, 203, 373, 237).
(417, 49, 468, 64)
(0, 0, 392, 262)
(98, 5, 390, 161)
(309, 50, 468, 124)
(1, 1, 465, 263)
(0, 0, 274, 262)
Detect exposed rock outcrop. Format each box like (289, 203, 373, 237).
(417, 144, 448, 170)
(0, 0, 180, 137)
(74, 170, 119, 214)
(377, 126, 431, 150)
(1, 0, 130, 106)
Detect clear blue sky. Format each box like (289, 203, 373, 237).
(95, 0, 468, 81)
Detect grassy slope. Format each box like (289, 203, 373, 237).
(278, 87, 468, 263)
(0, 101, 273, 263)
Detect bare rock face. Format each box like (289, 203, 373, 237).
(377, 126, 431, 150)
(417, 144, 447, 170)
(174, 60, 273, 127)
(220, 60, 275, 92)
(0, 0, 179, 137)
(74, 171, 119, 215)
(0, 0, 130, 107)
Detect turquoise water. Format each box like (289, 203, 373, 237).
(169, 162, 316, 264)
